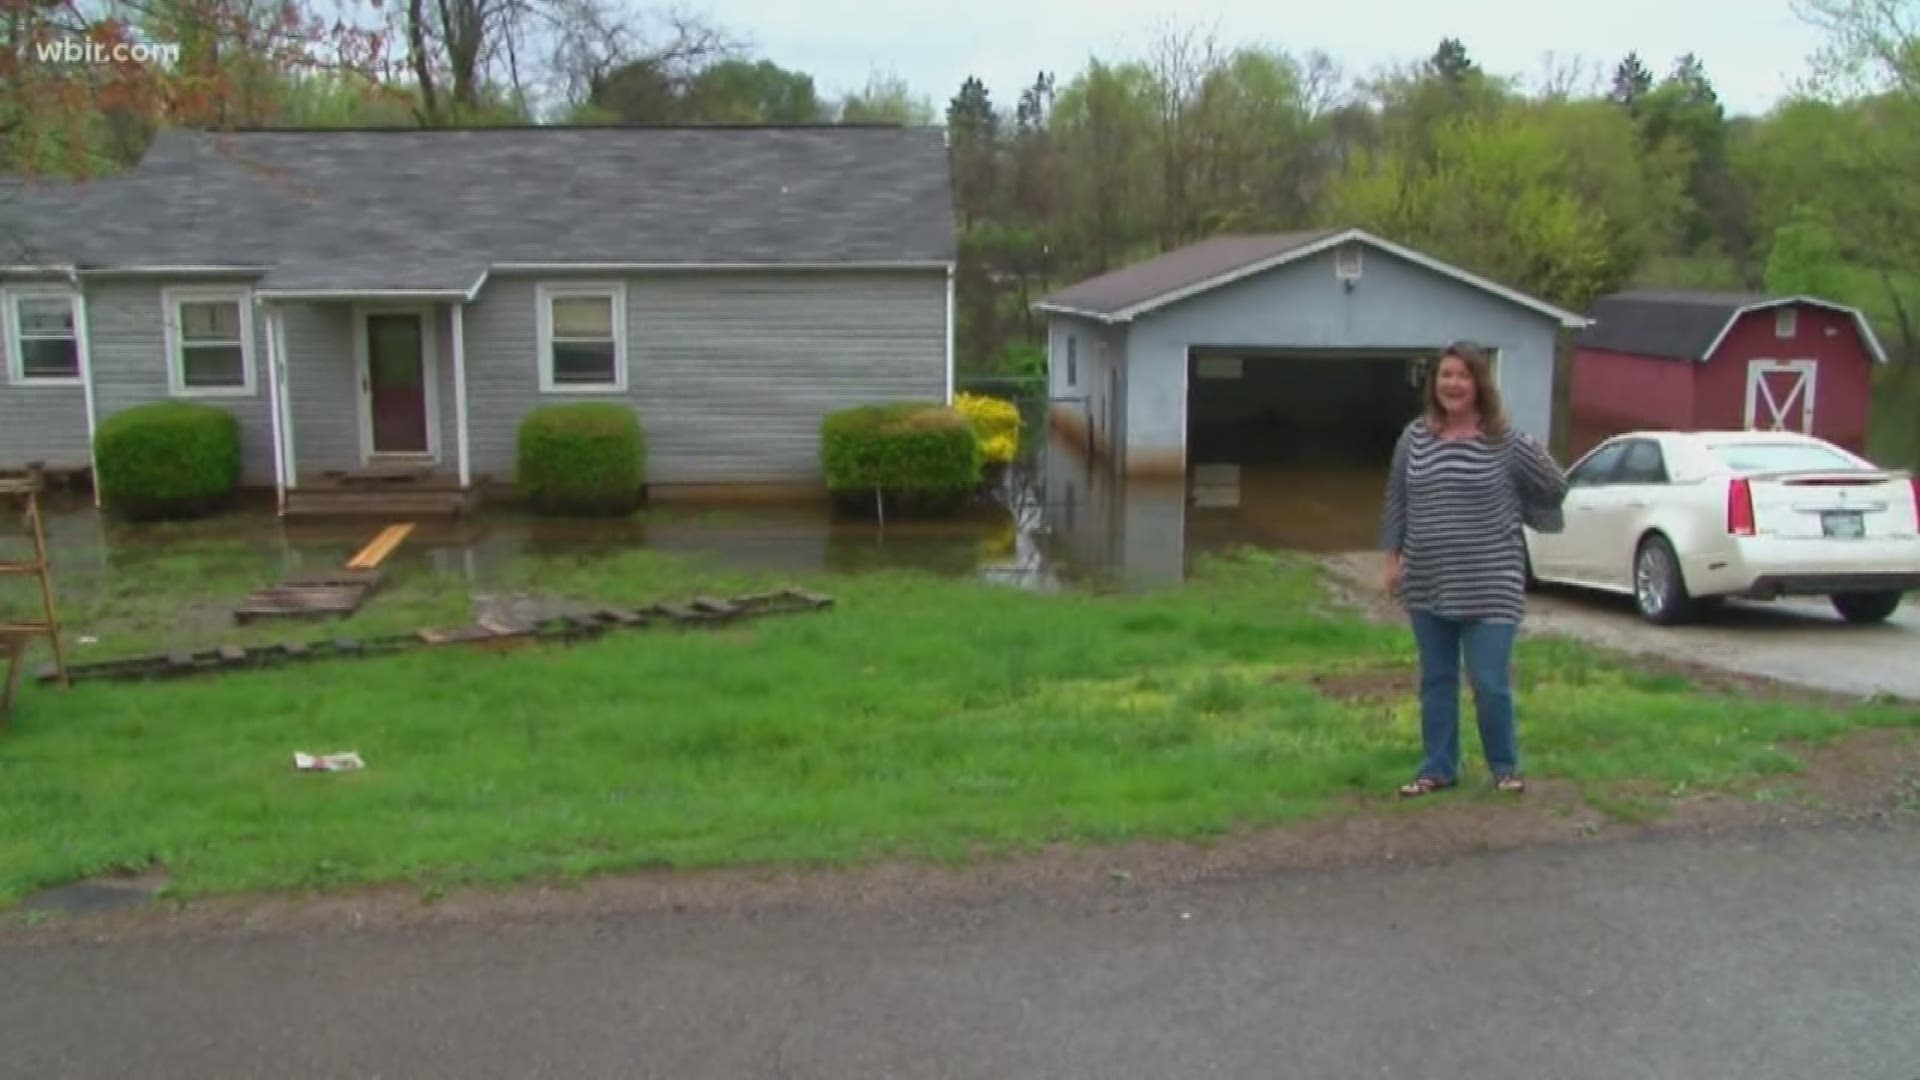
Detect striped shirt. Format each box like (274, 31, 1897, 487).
(1378, 419, 1568, 624)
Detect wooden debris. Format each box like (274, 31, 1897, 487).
(234, 568, 385, 623)
(346, 524, 416, 571)
(42, 586, 836, 687)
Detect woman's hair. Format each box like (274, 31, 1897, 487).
(1422, 340, 1509, 438)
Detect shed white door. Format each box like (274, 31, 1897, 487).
(1744, 360, 1817, 434)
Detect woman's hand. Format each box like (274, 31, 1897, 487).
(1383, 551, 1404, 593)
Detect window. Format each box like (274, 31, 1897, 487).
(1066, 335, 1078, 388)
(1775, 308, 1797, 339)
(6, 289, 82, 385)
(164, 288, 253, 396)
(1710, 442, 1863, 475)
(1567, 441, 1628, 488)
(1615, 439, 1669, 485)
(537, 282, 626, 392)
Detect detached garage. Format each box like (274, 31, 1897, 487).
(1034, 228, 1588, 479)
(1570, 290, 1889, 461)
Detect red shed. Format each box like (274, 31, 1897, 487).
(1568, 290, 1888, 461)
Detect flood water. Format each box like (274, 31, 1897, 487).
(18, 428, 1390, 594)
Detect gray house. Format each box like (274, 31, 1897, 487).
(1034, 228, 1588, 477)
(0, 125, 955, 513)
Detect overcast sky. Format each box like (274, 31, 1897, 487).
(693, 0, 1830, 117)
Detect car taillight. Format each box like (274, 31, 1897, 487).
(1728, 477, 1756, 536)
(1911, 477, 1919, 523)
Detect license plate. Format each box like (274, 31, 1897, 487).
(1822, 510, 1864, 539)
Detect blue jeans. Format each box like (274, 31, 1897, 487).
(1409, 611, 1520, 780)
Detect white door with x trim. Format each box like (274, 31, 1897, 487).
(1744, 359, 1817, 434)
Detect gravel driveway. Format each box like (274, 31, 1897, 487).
(1323, 551, 1920, 702)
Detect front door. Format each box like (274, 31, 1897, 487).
(1745, 359, 1817, 435)
(365, 312, 430, 456)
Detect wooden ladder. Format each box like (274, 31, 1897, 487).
(1, 464, 68, 721)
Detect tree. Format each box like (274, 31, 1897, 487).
(1762, 205, 1850, 299)
(1329, 109, 1614, 309)
(946, 75, 999, 227)
(1796, 0, 1920, 98)
(1610, 51, 1655, 108)
(837, 70, 934, 123)
(1429, 37, 1476, 82)
(1052, 59, 1156, 273)
(683, 59, 823, 121)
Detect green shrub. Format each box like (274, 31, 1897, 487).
(517, 403, 645, 514)
(516, 404, 646, 514)
(93, 401, 242, 520)
(821, 402, 983, 515)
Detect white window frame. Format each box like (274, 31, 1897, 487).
(163, 286, 256, 398)
(4, 286, 85, 387)
(1775, 307, 1797, 339)
(536, 281, 627, 393)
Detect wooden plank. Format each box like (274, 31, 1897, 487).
(218, 645, 248, 666)
(345, 523, 416, 571)
(656, 603, 699, 624)
(784, 588, 835, 609)
(691, 596, 744, 617)
(418, 628, 448, 644)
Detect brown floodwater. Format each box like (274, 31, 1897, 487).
(13, 429, 1390, 596)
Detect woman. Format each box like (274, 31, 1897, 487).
(1378, 342, 1567, 797)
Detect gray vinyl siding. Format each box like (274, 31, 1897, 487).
(465, 270, 948, 484)
(280, 302, 459, 477)
(85, 279, 276, 485)
(0, 279, 90, 468)
(279, 302, 358, 473)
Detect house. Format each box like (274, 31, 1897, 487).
(1032, 228, 1589, 479)
(0, 125, 956, 513)
(1570, 290, 1889, 461)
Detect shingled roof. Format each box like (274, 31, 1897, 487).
(1035, 227, 1587, 327)
(0, 125, 956, 291)
(1579, 289, 1889, 364)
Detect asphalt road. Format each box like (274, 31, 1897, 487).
(6, 822, 1919, 1079)
(1325, 551, 1920, 701)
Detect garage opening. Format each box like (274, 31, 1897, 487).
(1186, 348, 1430, 550)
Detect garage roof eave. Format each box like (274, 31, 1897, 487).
(1038, 228, 1592, 330)
(1031, 300, 1126, 324)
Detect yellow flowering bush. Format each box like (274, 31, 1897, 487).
(954, 392, 1023, 465)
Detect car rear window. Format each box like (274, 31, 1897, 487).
(1709, 443, 1862, 473)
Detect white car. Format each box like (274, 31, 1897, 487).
(1524, 430, 1920, 625)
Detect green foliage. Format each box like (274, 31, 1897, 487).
(837, 71, 936, 123)
(516, 403, 646, 516)
(1330, 110, 1614, 308)
(589, 58, 826, 123)
(820, 402, 983, 512)
(93, 402, 242, 521)
(1001, 341, 1047, 380)
(1763, 206, 1850, 299)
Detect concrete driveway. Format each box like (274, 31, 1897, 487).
(1323, 552, 1920, 701)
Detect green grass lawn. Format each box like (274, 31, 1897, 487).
(1, 545, 1915, 906)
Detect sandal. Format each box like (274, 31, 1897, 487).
(1494, 774, 1527, 794)
(1398, 775, 1456, 798)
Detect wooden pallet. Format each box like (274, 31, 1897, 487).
(233, 569, 385, 623)
(43, 588, 834, 686)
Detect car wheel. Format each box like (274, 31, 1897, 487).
(1633, 535, 1694, 626)
(1831, 590, 1902, 625)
